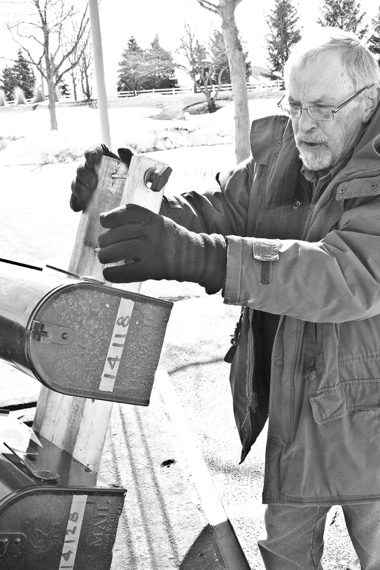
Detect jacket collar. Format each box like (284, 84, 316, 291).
(250, 103, 380, 185)
(336, 104, 380, 182)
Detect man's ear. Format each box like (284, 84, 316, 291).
(362, 86, 380, 123)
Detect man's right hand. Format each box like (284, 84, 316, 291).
(70, 144, 134, 212)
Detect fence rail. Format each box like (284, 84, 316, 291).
(110, 80, 283, 99)
(2, 80, 283, 107)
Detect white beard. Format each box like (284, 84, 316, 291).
(298, 146, 333, 171)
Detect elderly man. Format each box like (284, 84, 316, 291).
(71, 27, 380, 570)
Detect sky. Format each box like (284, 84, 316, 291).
(97, 0, 316, 88)
(0, 0, 379, 92)
(87, 0, 380, 89)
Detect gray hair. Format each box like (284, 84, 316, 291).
(284, 26, 380, 91)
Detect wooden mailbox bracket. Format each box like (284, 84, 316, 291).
(33, 154, 171, 472)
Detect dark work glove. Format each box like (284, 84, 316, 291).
(98, 204, 227, 294)
(70, 144, 134, 212)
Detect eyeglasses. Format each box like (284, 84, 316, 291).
(277, 85, 373, 121)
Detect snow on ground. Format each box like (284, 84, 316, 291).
(0, 98, 281, 166)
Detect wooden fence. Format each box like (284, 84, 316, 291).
(109, 80, 283, 99)
(3, 80, 283, 107)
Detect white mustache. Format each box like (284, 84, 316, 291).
(296, 137, 328, 146)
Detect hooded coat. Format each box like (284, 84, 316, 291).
(160, 104, 380, 505)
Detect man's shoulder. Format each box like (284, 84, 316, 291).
(251, 113, 289, 130)
(250, 114, 292, 164)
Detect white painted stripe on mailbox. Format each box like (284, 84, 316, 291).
(59, 494, 87, 569)
(99, 297, 135, 392)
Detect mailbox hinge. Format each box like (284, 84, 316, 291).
(30, 320, 72, 345)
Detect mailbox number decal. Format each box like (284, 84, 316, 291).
(59, 494, 87, 569)
(99, 298, 135, 392)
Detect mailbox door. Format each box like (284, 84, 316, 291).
(27, 283, 172, 405)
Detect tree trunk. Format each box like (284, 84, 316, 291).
(47, 75, 58, 130)
(44, 46, 58, 130)
(219, 0, 250, 163)
(71, 72, 78, 101)
(206, 93, 217, 112)
(199, 67, 217, 113)
(200, 84, 216, 111)
(40, 71, 46, 97)
(83, 66, 91, 100)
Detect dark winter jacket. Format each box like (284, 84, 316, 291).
(160, 104, 380, 505)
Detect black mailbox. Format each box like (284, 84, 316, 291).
(0, 261, 172, 405)
(0, 435, 125, 570)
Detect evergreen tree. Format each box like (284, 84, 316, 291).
(317, 0, 368, 39)
(117, 37, 145, 95)
(0, 50, 35, 101)
(117, 36, 178, 94)
(0, 66, 17, 101)
(266, 0, 301, 79)
(14, 50, 35, 98)
(368, 7, 380, 66)
(142, 35, 178, 90)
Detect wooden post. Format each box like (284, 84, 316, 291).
(33, 154, 171, 471)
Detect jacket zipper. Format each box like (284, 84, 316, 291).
(302, 189, 333, 240)
(241, 308, 255, 434)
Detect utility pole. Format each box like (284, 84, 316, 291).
(88, 0, 111, 146)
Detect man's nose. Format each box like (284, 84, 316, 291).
(297, 108, 318, 132)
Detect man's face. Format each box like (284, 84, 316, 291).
(288, 52, 367, 171)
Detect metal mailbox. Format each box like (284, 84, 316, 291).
(0, 261, 173, 405)
(0, 435, 126, 570)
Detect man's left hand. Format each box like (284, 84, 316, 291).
(98, 204, 227, 294)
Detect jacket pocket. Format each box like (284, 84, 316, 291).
(309, 379, 380, 425)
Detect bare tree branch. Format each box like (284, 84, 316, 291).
(0, 0, 91, 130)
(196, 0, 220, 15)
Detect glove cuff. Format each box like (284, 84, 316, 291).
(198, 233, 227, 294)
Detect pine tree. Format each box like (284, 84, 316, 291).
(0, 50, 35, 101)
(143, 35, 178, 90)
(266, 0, 301, 79)
(117, 37, 145, 95)
(368, 7, 380, 66)
(317, 0, 368, 39)
(14, 50, 35, 99)
(117, 36, 178, 94)
(0, 66, 17, 101)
